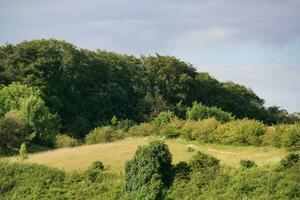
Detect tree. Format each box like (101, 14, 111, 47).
(125, 141, 173, 199)
(186, 102, 234, 122)
(19, 95, 59, 146)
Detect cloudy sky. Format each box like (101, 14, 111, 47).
(1, 0, 299, 112)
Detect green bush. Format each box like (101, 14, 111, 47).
(115, 119, 136, 132)
(262, 124, 300, 150)
(86, 161, 105, 182)
(181, 118, 220, 142)
(240, 160, 257, 169)
(128, 122, 159, 137)
(278, 124, 300, 150)
(173, 161, 191, 180)
(55, 134, 81, 148)
(0, 110, 26, 155)
(213, 119, 266, 146)
(19, 142, 28, 160)
(159, 119, 184, 138)
(280, 153, 299, 169)
(153, 111, 177, 126)
(85, 126, 125, 144)
(186, 102, 234, 122)
(189, 151, 220, 172)
(124, 141, 173, 199)
(0, 161, 125, 200)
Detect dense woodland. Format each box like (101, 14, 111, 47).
(0, 39, 299, 150)
(0, 39, 299, 200)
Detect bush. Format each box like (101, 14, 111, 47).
(173, 161, 191, 180)
(128, 123, 159, 137)
(115, 119, 136, 132)
(213, 119, 266, 146)
(181, 118, 220, 142)
(280, 153, 299, 169)
(19, 142, 28, 160)
(279, 124, 300, 151)
(0, 110, 26, 155)
(153, 111, 177, 126)
(262, 124, 300, 150)
(85, 126, 125, 144)
(55, 134, 80, 148)
(189, 152, 220, 189)
(159, 119, 184, 138)
(240, 160, 257, 169)
(86, 161, 105, 182)
(124, 141, 173, 199)
(186, 102, 234, 122)
(189, 152, 220, 172)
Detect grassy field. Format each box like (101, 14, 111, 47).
(8, 137, 287, 172)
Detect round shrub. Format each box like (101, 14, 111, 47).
(124, 141, 173, 199)
(280, 153, 299, 169)
(186, 102, 234, 122)
(153, 111, 177, 126)
(128, 123, 158, 137)
(173, 161, 191, 180)
(189, 151, 220, 172)
(240, 160, 257, 169)
(55, 134, 80, 148)
(85, 126, 125, 144)
(86, 161, 105, 182)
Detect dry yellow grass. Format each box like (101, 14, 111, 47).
(8, 137, 287, 172)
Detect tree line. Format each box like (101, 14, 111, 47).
(0, 39, 298, 142)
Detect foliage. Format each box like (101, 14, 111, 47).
(115, 119, 136, 132)
(180, 118, 220, 142)
(0, 110, 25, 155)
(124, 141, 173, 199)
(1, 39, 294, 142)
(128, 122, 159, 137)
(55, 134, 81, 148)
(86, 161, 105, 182)
(19, 95, 59, 146)
(240, 160, 257, 169)
(159, 119, 184, 138)
(0, 83, 41, 117)
(1, 143, 300, 200)
(19, 142, 28, 160)
(111, 115, 118, 126)
(186, 102, 234, 122)
(189, 151, 220, 172)
(153, 111, 177, 126)
(0, 83, 58, 151)
(213, 119, 266, 146)
(84, 126, 125, 144)
(279, 153, 299, 169)
(262, 124, 300, 150)
(0, 161, 125, 200)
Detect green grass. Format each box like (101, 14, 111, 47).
(7, 137, 287, 172)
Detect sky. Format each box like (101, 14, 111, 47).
(0, 0, 299, 113)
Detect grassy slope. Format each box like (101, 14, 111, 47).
(8, 137, 287, 172)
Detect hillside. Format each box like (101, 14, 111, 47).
(8, 137, 287, 172)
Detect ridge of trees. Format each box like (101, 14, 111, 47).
(0, 39, 297, 139)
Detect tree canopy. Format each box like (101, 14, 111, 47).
(0, 39, 297, 139)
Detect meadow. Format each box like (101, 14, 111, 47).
(8, 137, 287, 172)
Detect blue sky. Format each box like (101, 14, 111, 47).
(0, 0, 299, 112)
